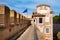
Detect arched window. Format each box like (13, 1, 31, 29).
(39, 18, 42, 23)
(46, 28, 49, 33)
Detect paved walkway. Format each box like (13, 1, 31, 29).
(17, 25, 38, 40)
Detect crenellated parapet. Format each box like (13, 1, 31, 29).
(0, 4, 31, 40)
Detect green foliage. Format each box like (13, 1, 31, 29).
(54, 15, 59, 20)
(53, 14, 60, 22)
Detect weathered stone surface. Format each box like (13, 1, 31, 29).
(0, 5, 10, 28)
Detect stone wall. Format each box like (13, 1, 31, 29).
(0, 5, 10, 28)
(0, 4, 31, 40)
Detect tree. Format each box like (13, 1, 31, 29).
(53, 14, 60, 23)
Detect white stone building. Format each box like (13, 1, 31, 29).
(32, 4, 53, 40)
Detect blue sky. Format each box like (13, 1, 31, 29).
(0, 0, 60, 17)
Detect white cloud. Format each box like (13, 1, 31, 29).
(1, 0, 60, 16)
(21, 13, 32, 18)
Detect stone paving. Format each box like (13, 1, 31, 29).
(17, 25, 36, 40)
